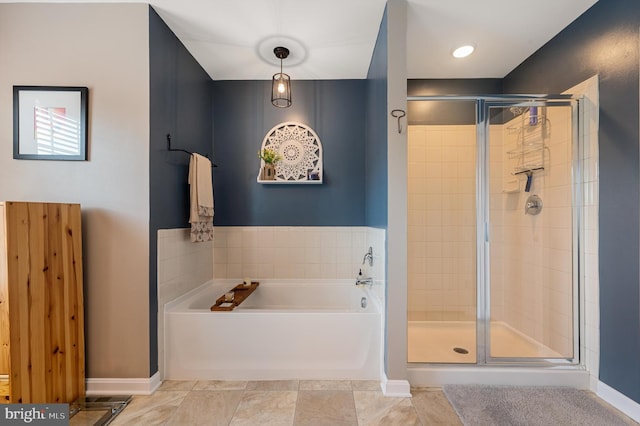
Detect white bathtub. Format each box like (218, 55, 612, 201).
(163, 279, 381, 380)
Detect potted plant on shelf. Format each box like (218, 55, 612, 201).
(258, 148, 281, 181)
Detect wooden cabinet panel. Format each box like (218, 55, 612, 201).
(1, 202, 84, 404)
(0, 204, 9, 379)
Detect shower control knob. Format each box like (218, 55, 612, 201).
(525, 194, 543, 215)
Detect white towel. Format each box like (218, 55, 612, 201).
(188, 153, 214, 242)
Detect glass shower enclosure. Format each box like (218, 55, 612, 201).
(407, 96, 580, 366)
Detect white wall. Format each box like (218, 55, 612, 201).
(0, 4, 150, 378)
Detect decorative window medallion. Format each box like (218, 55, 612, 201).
(257, 122, 323, 184)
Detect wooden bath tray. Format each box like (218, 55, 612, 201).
(211, 282, 259, 311)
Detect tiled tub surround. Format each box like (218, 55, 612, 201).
(158, 227, 385, 304)
(158, 226, 386, 380)
(213, 227, 383, 278)
(158, 229, 213, 381)
(158, 229, 214, 306)
(164, 279, 381, 380)
(212, 226, 386, 304)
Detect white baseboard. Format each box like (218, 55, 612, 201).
(86, 372, 161, 396)
(381, 373, 411, 397)
(597, 381, 640, 422)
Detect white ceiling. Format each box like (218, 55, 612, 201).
(406, 0, 598, 79)
(4, 0, 599, 80)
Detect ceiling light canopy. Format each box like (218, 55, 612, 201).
(271, 46, 292, 108)
(452, 44, 475, 59)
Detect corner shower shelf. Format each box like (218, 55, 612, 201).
(506, 119, 544, 133)
(507, 108, 547, 176)
(507, 143, 545, 159)
(211, 282, 260, 311)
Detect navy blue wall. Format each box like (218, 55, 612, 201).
(149, 7, 213, 375)
(407, 79, 502, 125)
(365, 8, 388, 229)
(211, 80, 366, 226)
(504, 0, 640, 403)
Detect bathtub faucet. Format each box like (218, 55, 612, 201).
(355, 268, 373, 286)
(362, 246, 373, 266)
(355, 276, 373, 286)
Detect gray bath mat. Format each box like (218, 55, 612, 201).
(442, 385, 636, 426)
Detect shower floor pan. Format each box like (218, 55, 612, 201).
(408, 321, 563, 363)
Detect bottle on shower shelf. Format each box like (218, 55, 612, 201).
(529, 106, 538, 125)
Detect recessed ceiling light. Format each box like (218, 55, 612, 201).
(452, 44, 475, 58)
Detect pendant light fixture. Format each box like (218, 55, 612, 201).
(271, 46, 291, 108)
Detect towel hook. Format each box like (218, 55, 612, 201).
(391, 109, 406, 134)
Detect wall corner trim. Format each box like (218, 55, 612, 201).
(86, 372, 161, 396)
(597, 381, 640, 422)
(381, 373, 411, 397)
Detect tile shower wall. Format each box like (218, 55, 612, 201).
(157, 228, 213, 378)
(212, 227, 385, 287)
(408, 111, 578, 356)
(407, 125, 477, 321)
(492, 105, 574, 357)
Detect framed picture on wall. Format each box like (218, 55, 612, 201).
(13, 85, 89, 160)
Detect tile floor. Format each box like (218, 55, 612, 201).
(70, 380, 462, 425)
